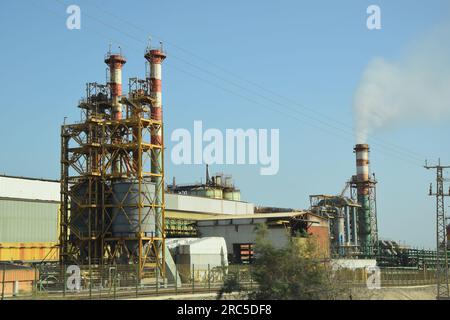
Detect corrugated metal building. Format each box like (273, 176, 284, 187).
(0, 175, 255, 262)
(1, 175, 331, 264)
(0, 176, 59, 262)
(0, 263, 37, 297)
(0, 199, 58, 242)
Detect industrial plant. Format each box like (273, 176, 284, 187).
(0, 45, 448, 300)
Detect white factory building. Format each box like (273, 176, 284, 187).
(0, 175, 329, 264)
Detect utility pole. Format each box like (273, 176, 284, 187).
(425, 159, 450, 300)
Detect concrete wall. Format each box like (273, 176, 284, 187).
(309, 225, 330, 258)
(306, 213, 330, 258)
(197, 220, 290, 255)
(331, 259, 377, 270)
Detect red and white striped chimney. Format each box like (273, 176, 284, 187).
(355, 144, 370, 194)
(145, 48, 166, 146)
(105, 54, 126, 120)
(144, 46, 167, 271)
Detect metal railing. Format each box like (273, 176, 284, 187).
(0, 263, 441, 300)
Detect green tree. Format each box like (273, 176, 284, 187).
(248, 223, 349, 300)
(217, 272, 241, 300)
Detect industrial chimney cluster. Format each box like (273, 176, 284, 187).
(60, 45, 169, 280)
(59, 42, 381, 282)
(310, 144, 379, 256)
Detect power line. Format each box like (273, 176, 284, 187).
(38, 0, 425, 167)
(53, 0, 426, 164)
(79, 0, 427, 162)
(166, 63, 424, 168)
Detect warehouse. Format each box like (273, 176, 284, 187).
(0, 174, 255, 263)
(197, 212, 330, 263)
(0, 173, 330, 266)
(0, 175, 59, 262)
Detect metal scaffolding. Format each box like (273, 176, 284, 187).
(350, 173, 379, 255)
(309, 194, 361, 257)
(60, 74, 166, 279)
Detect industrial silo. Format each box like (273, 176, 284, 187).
(192, 186, 223, 199)
(70, 182, 90, 239)
(69, 181, 103, 262)
(223, 189, 241, 201)
(111, 180, 156, 261)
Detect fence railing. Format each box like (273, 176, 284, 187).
(0, 263, 440, 300)
(331, 246, 449, 269)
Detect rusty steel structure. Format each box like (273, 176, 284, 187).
(60, 46, 167, 279)
(350, 144, 378, 255)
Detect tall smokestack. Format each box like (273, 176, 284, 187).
(355, 144, 370, 187)
(354, 144, 372, 250)
(145, 45, 166, 271)
(145, 48, 166, 142)
(145, 47, 166, 178)
(105, 53, 126, 120)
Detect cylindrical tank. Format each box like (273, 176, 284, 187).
(224, 177, 233, 188)
(191, 187, 223, 199)
(111, 180, 156, 238)
(69, 181, 103, 262)
(207, 187, 223, 199)
(223, 190, 241, 201)
(70, 182, 90, 239)
(335, 212, 345, 247)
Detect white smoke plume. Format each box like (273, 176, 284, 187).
(353, 25, 450, 143)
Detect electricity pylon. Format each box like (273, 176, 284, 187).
(425, 160, 450, 300)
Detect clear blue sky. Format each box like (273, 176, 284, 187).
(1, 0, 449, 248)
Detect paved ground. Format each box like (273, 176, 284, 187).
(128, 292, 221, 300)
(125, 285, 438, 300)
(363, 285, 436, 300)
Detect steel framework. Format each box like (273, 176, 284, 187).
(310, 194, 361, 257)
(350, 174, 379, 255)
(60, 76, 166, 279)
(425, 161, 450, 300)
